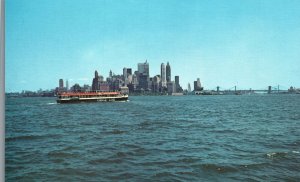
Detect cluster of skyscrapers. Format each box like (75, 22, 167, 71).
(91, 61, 183, 94)
(58, 60, 202, 95)
(58, 78, 68, 92)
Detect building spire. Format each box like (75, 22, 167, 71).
(95, 70, 99, 78)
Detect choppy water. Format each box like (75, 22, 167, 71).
(5, 95, 300, 181)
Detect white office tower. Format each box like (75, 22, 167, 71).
(161, 63, 167, 87)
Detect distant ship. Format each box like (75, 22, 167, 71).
(56, 91, 128, 103)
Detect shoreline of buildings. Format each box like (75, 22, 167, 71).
(5, 88, 300, 98)
(5, 60, 300, 97)
(56, 60, 203, 96)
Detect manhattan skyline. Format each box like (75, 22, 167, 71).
(6, 0, 300, 92)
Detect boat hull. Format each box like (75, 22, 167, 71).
(56, 95, 128, 104)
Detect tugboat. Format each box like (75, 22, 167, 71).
(56, 91, 128, 103)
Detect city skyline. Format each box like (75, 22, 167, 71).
(74, 60, 185, 94)
(6, 0, 300, 92)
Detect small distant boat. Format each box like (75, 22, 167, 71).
(56, 91, 128, 103)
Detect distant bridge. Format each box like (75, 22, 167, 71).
(214, 85, 289, 94)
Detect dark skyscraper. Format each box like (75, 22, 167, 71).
(59, 79, 64, 88)
(92, 70, 110, 91)
(194, 81, 198, 91)
(123, 68, 132, 78)
(175, 76, 179, 86)
(194, 78, 203, 91)
(137, 61, 150, 90)
(166, 62, 171, 82)
(92, 70, 100, 91)
(174, 76, 183, 92)
(138, 74, 149, 90)
(126, 68, 132, 75)
(58, 79, 65, 93)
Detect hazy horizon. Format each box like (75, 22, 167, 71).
(6, 0, 300, 92)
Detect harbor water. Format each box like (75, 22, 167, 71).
(5, 95, 300, 181)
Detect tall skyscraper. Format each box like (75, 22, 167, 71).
(59, 79, 64, 88)
(92, 70, 100, 91)
(161, 63, 166, 87)
(194, 81, 198, 91)
(152, 75, 161, 92)
(194, 78, 203, 91)
(123, 67, 128, 84)
(66, 79, 69, 91)
(138, 60, 149, 76)
(58, 79, 64, 93)
(175, 75, 179, 91)
(123, 67, 132, 86)
(137, 61, 150, 90)
(197, 78, 201, 89)
(188, 83, 191, 92)
(95, 70, 99, 78)
(175, 76, 179, 86)
(174, 76, 183, 92)
(166, 62, 171, 82)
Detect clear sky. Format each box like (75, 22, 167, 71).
(5, 0, 300, 92)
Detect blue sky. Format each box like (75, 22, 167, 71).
(6, 0, 300, 92)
